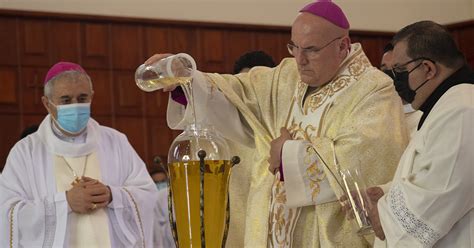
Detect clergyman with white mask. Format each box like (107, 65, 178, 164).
(0, 62, 158, 247)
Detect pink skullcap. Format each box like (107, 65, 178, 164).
(44, 61, 87, 85)
(300, 0, 350, 29)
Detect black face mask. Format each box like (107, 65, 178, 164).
(388, 59, 430, 103)
(382, 69, 393, 78)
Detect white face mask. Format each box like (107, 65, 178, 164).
(403, 103, 416, 114)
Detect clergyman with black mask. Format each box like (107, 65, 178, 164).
(365, 20, 474, 247)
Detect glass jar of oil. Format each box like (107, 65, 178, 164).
(167, 124, 238, 248)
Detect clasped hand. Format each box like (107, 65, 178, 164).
(66, 177, 112, 214)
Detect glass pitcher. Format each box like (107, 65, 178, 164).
(135, 53, 196, 92)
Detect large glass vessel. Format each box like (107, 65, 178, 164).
(167, 124, 239, 248)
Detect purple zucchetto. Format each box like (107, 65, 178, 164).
(300, 0, 350, 29)
(44, 62, 87, 85)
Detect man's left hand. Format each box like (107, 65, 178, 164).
(268, 127, 292, 175)
(78, 177, 113, 208)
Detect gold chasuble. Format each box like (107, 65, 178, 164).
(206, 44, 408, 247)
(54, 152, 111, 248)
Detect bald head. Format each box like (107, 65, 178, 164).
(290, 12, 351, 86)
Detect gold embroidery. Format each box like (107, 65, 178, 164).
(300, 52, 371, 115)
(296, 81, 307, 106)
(123, 188, 146, 248)
(302, 75, 345, 115)
(9, 202, 19, 248)
(287, 119, 316, 142)
(306, 146, 326, 201)
(269, 180, 300, 248)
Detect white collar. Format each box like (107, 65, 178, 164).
(37, 115, 99, 157)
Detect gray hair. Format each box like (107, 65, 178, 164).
(44, 71, 93, 99)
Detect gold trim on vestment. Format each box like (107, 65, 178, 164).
(9, 202, 19, 248)
(268, 180, 301, 248)
(124, 188, 146, 248)
(299, 50, 369, 115)
(304, 146, 325, 201)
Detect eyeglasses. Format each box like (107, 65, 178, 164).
(287, 36, 343, 59)
(385, 57, 434, 80)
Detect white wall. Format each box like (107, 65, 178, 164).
(0, 0, 472, 31)
(472, 0, 474, 20)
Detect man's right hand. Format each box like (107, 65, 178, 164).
(268, 128, 292, 175)
(339, 186, 385, 220)
(66, 177, 110, 214)
(144, 53, 177, 92)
